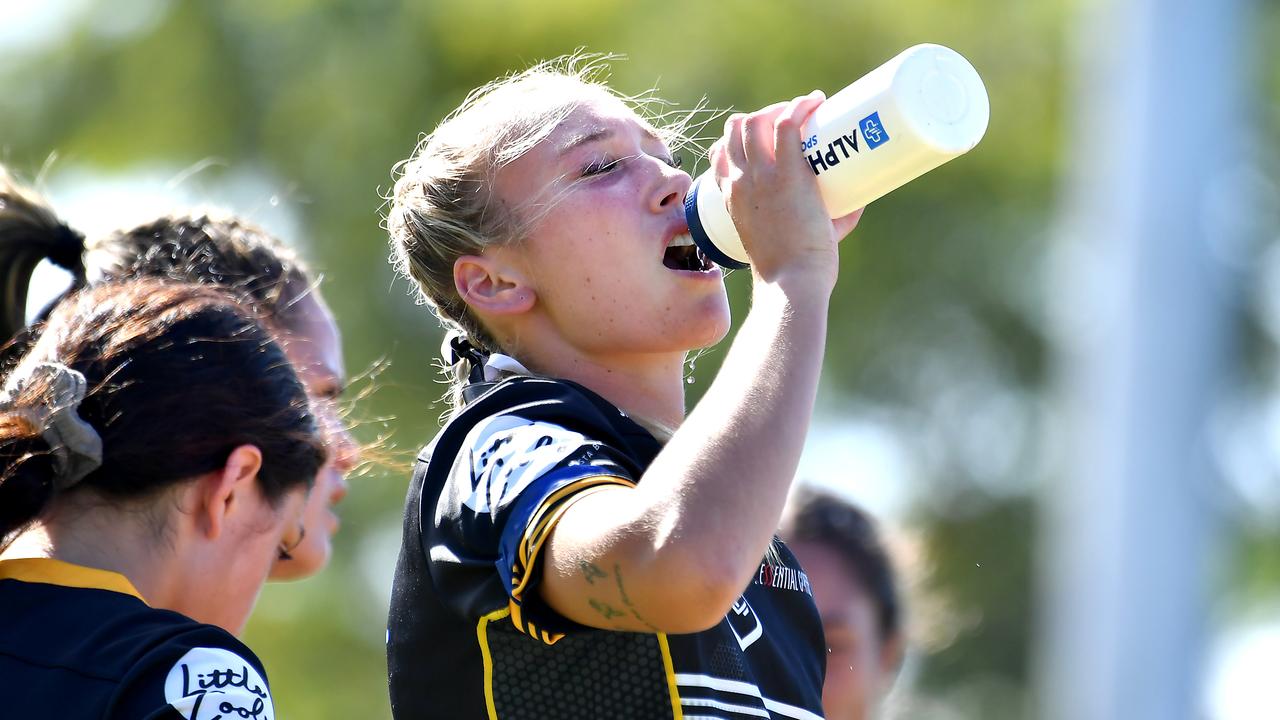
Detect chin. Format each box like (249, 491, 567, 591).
(658, 309, 729, 353)
(689, 301, 732, 349)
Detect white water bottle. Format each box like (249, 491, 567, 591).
(684, 43, 990, 268)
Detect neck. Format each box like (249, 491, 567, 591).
(3, 487, 261, 635)
(507, 336, 689, 431)
(3, 499, 183, 609)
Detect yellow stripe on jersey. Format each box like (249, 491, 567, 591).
(0, 557, 146, 603)
(509, 474, 635, 603)
(506, 597, 565, 645)
(476, 607, 511, 720)
(657, 633, 685, 720)
(519, 480, 630, 583)
(513, 475, 636, 588)
(509, 598, 523, 632)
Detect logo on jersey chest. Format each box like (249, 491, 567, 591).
(727, 595, 764, 650)
(722, 562, 813, 651)
(754, 561, 813, 596)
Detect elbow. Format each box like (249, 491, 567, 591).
(643, 549, 750, 634)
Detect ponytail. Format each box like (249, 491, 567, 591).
(0, 166, 86, 342)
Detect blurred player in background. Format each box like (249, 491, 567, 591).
(783, 489, 904, 720)
(0, 166, 360, 579)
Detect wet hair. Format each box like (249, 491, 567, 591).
(385, 52, 707, 407)
(785, 490, 902, 642)
(0, 279, 326, 543)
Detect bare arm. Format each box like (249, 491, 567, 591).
(540, 93, 865, 633)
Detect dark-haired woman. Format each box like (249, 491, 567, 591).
(0, 166, 358, 579)
(782, 491, 904, 720)
(0, 279, 325, 719)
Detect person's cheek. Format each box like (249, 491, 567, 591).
(822, 653, 864, 720)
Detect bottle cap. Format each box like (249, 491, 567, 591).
(685, 175, 750, 269)
(893, 44, 990, 154)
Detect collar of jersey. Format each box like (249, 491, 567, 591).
(0, 557, 147, 603)
(483, 353, 531, 381)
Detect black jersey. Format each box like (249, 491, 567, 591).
(0, 557, 277, 720)
(388, 377, 826, 720)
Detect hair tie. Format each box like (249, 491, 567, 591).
(1, 361, 103, 490)
(442, 332, 489, 385)
(47, 223, 86, 275)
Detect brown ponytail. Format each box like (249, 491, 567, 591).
(0, 166, 86, 342)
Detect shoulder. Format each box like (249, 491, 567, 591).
(112, 620, 275, 720)
(460, 376, 630, 431)
(442, 376, 657, 478)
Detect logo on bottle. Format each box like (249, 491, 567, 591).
(859, 112, 889, 149)
(804, 111, 893, 176)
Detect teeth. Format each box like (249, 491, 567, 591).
(668, 232, 694, 248)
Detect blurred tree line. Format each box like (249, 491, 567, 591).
(2, 0, 1277, 717)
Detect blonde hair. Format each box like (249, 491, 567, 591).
(384, 53, 709, 408)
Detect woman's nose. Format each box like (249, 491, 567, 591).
(318, 403, 360, 473)
(330, 424, 360, 473)
(652, 160, 693, 213)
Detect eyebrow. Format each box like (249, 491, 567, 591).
(557, 128, 612, 156)
(556, 124, 663, 156)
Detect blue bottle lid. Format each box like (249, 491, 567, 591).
(684, 176, 750, 270)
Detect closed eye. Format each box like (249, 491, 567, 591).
(582, 158, 621, 177)
(581, 152, 677, 178)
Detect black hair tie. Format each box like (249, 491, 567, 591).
(448, 334, 489, 385)
(47, 223, 86, 275)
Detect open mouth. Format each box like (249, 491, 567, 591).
(663, 232, 715, 272)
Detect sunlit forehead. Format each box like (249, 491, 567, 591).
(551, 99, 667, 158)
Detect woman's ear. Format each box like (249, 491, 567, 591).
(454, 253, 536, 316)
(194, 444, 264, 541)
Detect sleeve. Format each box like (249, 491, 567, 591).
(108, 627, 276, 720)
(429, 412, 638, 642)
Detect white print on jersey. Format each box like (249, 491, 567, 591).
(163, 647, 274, 720)
(462, 417, 596, 514)
(675, 674, 824, 720)
(727, 595, 763, 651)
(754, 562, 813, 596)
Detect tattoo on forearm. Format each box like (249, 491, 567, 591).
(588, 598, 625, 620)
(614, 563, 660, 632)
(579, 560, 608, 585)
